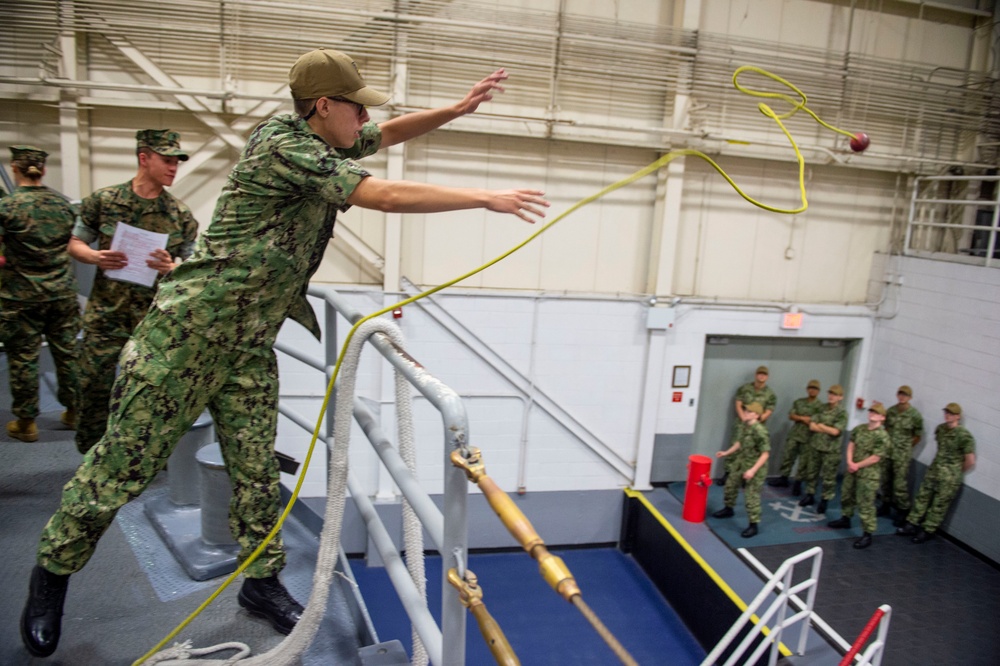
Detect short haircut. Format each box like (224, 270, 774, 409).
(293, 98, 317, 118)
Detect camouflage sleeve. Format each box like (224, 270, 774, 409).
(176, 205, 199, 260)
(757, 425, 771, 452)
(764, 388, 777, 411)
(831, 408, 848, 434)
(73, 192, 101, 244)
(0, 198, 9, 239)
(734, 383, 750, 405)
(959, 428, 976, 455)
(270, 131, 373, 208)
(914, 410, 924, 436)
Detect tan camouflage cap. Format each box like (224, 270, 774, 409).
(897, 385, 912, 396)
(868, 403, 886, 416)
(9, 145, 48, 164)
(828, 384, 844, 396)
(288, 49, 390, 106)
(745, 402, 764, 415)
(135, 129, 189, 161)
(944, 402, 962, 415)
(807, 379, 821, 390)
(755, 365, 769, 376)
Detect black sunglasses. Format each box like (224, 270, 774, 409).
(327, 96, 366, 117)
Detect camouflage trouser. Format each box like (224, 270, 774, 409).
(38, 309, 285, 578)
(75, 309, 139, 454)
(0, 297, 80, 419)
(839, 469, 880, 533)
(723, 466, 766, 522)
(793, 440, 816, 482)
(880, 440, 913, 512)
(804, 448, 840, 500)
(907, 463, 963, 534)
(778, 432, 809, 478)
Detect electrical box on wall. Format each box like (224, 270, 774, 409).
(647, 307, 676, 330)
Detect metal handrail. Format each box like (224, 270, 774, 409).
(270, 284, 472, 665)
(840, 604, 892, 666)
(702, 546, 824, 666)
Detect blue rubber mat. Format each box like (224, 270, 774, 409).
(349, 547, 705, 665)
(668, 481, 898, 548)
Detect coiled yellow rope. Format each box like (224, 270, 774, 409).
(134, 65, 865, 665)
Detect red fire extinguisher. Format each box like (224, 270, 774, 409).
(682, 454, 714, 523)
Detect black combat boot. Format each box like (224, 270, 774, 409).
(20, 565, 70, 657)
(741, 523, 759, 538)
(767, 476, 789, 488)
(798, 494, 815, 507)
(911, 530, 933, 545)
(816, 499, 828, 514)
(791, 480, 803, 496)
(827, 516, 851, 529)
(238, 575, 304, 635)
(895, 522, 917, 537)
(712, 506, 735, 519)
(853, 533, 873, 549)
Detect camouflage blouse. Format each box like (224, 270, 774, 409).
(0, 185, 78, 301)
(153, 114, 381, 350)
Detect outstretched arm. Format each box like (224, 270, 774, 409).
(347, 176, 548, 224)
(379, 69, 508, 148)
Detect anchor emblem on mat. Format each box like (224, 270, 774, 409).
(769, 500, 825, 523)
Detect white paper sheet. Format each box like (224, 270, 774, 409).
(104, 222, 169, 288)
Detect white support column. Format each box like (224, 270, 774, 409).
(632, 327, 667, 490)
(634, 0, 701, 487)
(382, 58, 408, 293)
(58, 29, 81, 200)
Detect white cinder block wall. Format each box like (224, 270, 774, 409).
(869, 254, 999, 499)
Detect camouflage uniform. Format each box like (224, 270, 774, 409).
(802, 403, 847, 500)
(725, 382, 776, 476)
(38, 115, 380, 578)
(780, 395, 824, 480)
(840, 424, 890, 533)
(882, 403, 923, 512)
(72, 180, 197, 453)
(0, 184, 80, 419)
(722, 421, 771, 522)
(906, 424, 975, 534)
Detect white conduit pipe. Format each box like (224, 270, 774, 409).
(146, 318, 428, 665)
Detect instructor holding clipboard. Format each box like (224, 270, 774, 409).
(67, 129, 199, 455)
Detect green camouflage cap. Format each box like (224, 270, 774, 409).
(944, 402, 962, 415)
(289, 49, 390, 106)
(897, 385, 912, 396)
(9, 145, 48, 163)
(868, 403, 886, 416)
(828, 384, 844, 396)
(136, 129, 189, 161)
(807, 379, 821, 390)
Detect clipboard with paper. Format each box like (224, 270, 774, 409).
(104, 222, 169, 288)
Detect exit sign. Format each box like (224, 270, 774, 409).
(781, 312, 803, 330)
